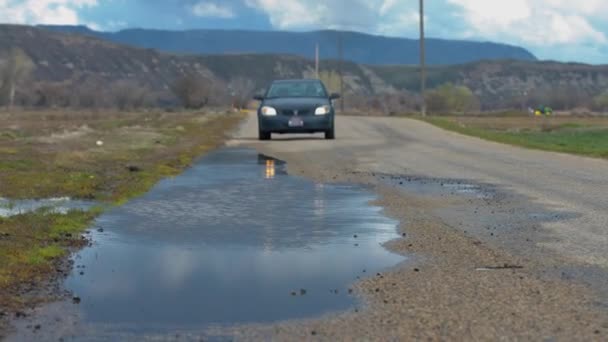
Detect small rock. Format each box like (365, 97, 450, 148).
(291, 291, 297, 296)
(15, 311, 26, 318)
(79, 271, 84, 276)
(353, 234, 358, 238)
(348, 289, 353, 294)
(311, 331, 317, 336)
(375, 288, 380, 292)
(414, 268, 420, 272)
(300, 289, 307, 296)
(401, 233, 406, 237)
(97, 228, 104, 233)
(72, 296, 81, 304)
(34, 324, 41, 330)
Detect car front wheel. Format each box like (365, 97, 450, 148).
(324, 127, 335, 140)
(259, 130, 271, 140)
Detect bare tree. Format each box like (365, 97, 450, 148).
(228, 77, 255, 110)
(170, 74, 211, 109)
(34, 81, 71, 107)
(110, 80, 149, 110)
(0, 48, 35, 108)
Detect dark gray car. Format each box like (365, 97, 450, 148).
(254, 79, 340, 140)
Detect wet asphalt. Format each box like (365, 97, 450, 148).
(7, 148, 403, 341)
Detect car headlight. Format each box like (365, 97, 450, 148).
(261, 106, 277, 116)
(315, 105, 331, 115)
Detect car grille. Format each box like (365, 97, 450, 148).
(280, 109, 312, 116)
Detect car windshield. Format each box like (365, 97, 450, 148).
(266, 81, 327, 98)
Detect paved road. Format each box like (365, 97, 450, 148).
(235, 114, 608, 268)
(225, 113, 608, 339)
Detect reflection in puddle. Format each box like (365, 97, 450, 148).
(0, 197, 95, 217)
(265, 159, 275, 179)
(9, 148, 404, 340)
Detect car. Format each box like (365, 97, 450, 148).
(254, 79, 340, 140)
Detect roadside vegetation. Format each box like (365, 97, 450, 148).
(421, 116, 608, 158)
(0, 107, 244, 317)
(0, 47, 247, 331)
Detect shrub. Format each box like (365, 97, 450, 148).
(426, 83, 480, 114)
(592, 91, 608, 112)
(170, 74, 211, 109)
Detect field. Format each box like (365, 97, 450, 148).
(0, 109, 244, 315)
(422, 115, 608, 158)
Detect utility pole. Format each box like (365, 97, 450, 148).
(419, 0, 427, 116)
(338, 33, 345, 113)
(315, 43, 319, 79)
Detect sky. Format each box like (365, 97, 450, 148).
(0, 0, 607, 64)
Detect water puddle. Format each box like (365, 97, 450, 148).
(0, 197, 95, 218)
(379, 174, 495, 199)
(9, 148, 403, 340)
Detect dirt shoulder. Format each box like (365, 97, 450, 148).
(219, 114, 608, 340)
(0, 109, 244, 336)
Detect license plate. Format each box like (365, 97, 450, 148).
(288, 117, 304, 127)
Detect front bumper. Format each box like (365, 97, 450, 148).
(258, 114, 333, 133)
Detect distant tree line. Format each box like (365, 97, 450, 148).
(2, 48, 608, 114)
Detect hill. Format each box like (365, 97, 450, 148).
(40, 25, 537, 66)
(1, 25, 608, 111)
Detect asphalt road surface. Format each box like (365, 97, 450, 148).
(223, 114, 608, 340)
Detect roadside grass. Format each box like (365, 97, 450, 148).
(0, 109, 244, 313)
(421, 116, 608, 158)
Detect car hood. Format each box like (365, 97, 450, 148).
(263, 97, 329, 109)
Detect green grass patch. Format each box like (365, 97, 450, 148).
(423, 117, 608, 158)
(27, 245, 65, 265)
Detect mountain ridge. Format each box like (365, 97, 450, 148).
(39, 25, 537, 66)
(2, 25, 607, 111)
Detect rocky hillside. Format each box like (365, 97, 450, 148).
(0, 25, 214, 90)
(1, 25, 608, 110)
(41, 25, 536, 66)
(371, 61, 608, 109)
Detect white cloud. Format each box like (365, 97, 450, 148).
(244, 0, 327, 29)
(448, 0, 607, 45)
(242, 0, 608, 62)
(191, 2, 235, 19)
(0, 0, 98, 25)
(379, 0, 398, 17)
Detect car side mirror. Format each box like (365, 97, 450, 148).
(253, 95, 265, 101)
(329, 93, 341, 100)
